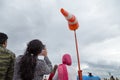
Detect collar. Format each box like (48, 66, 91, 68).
(38, 56, 44, 60)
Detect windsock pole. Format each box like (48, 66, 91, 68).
(60, 8, 82, 80)
(74, 30, 82, 80)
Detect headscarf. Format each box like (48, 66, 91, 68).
(62, 54, 72, 66)
(58, 54, 72, 80)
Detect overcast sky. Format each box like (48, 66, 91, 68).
(0, 0, 120, 78)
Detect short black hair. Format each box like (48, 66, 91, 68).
(0, 32, 8, 44)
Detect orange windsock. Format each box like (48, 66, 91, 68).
(60, 8, 79, 31)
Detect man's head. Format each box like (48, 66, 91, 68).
(0, 32, 8, 47)
(88, 72, 93, 77)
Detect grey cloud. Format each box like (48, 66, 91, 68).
(0, 0, 120, 78)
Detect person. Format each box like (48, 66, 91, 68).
(53, 53, 77, 80)
(110, 75, 115, 80)
(13, 39, 52, 80)
(78, 72, 101, 80)
(116, 77, 119, 80)
(0, 32, 15, 80)
(48, 64, 58, 80)
(88, 72, 93, 77)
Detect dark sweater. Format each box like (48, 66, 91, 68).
(13, 55, 52, 80)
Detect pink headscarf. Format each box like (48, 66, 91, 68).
(62, 54, 72, 66)
(58, 54, 72, 80)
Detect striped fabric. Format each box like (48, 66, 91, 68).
(0, 45, 15, 80)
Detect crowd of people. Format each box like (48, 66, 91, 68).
(103, 76, 119, 80)
(0, 32, 119, 80)
(0, 32, 77, 80)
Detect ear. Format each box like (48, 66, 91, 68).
(3, 40, 7, 48)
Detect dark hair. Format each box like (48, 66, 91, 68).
(88, 72, 93, 77)
(19, 39, 45, 80)
(0, 32, 8, 44)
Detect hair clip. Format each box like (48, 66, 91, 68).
(31, 53, 34, 56)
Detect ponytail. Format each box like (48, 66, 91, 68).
(19, 51, 37, 80)
(19, 39, 44, 80)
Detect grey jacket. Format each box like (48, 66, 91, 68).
(13, 55, 52, 80)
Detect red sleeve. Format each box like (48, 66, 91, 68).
(48, 73, 54, 80)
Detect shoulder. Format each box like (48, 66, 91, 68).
(5, 48, 16, 58)
(6, 48, 15, 55)
(0, 47, 15, 59)
(36, 59, 45, 65)
(36, 58, 49, 70)
(37, 56, 49, 65)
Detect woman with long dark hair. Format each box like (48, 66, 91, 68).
(13, 39, 52, 80)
